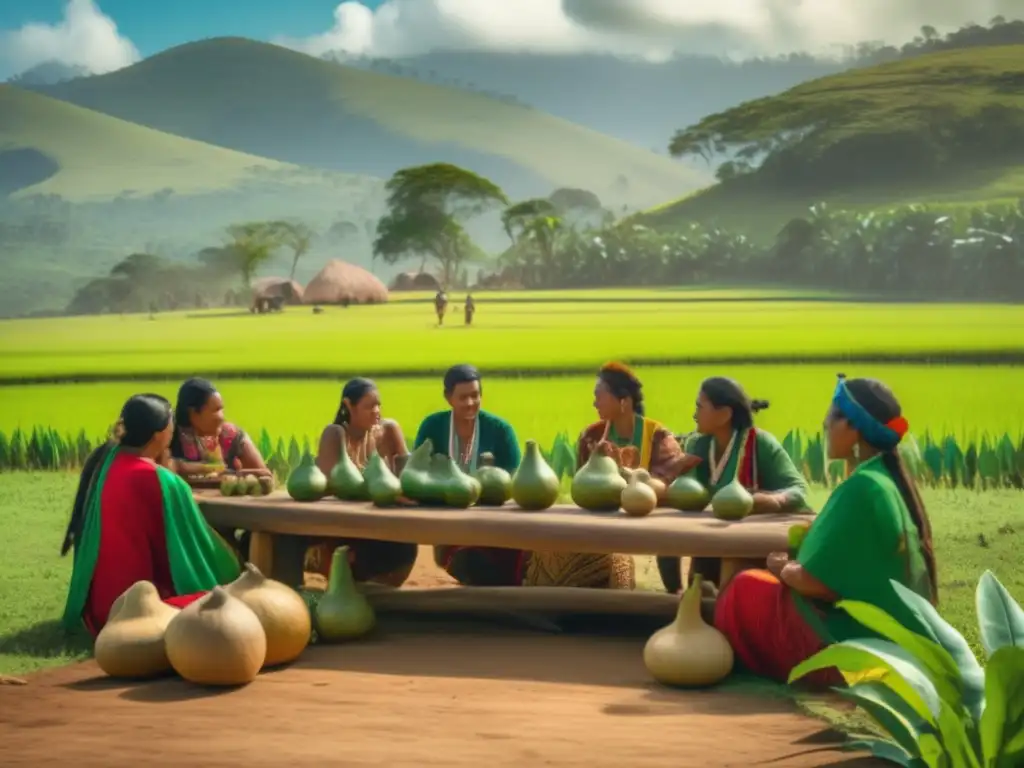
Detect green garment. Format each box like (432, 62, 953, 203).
(414, 410, 522, 474)
(62, 447, 241, 632)
(683, 429, 808, 510)
(793, 454, 933, 644)
(608, 414, 644, 451)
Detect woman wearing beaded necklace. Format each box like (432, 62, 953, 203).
(413, 364, 523, 585)
(309, 378, 417, 587)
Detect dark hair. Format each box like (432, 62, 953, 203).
(62, 394, 172, 556)
(169, 377, 218, 458)
(444, 364, 481, 397)
(598, 364, 645, 416)
(700, 377, 768, 432)
(334, 378, 378, 425)
(845, 377, 938, 605)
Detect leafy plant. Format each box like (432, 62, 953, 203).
(789, 571, 1024, 766)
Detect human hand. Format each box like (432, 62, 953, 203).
(766, 551, 789, 576)
(668, 453, 702, 477)
(595, 440, 621, 463)
(751, 493, 783, 515)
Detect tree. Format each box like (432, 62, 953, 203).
(271, 220, 315, 280)
(502, 198, 557, 243)
(373, 163, 508, 287)
(224, 222, 283, 287)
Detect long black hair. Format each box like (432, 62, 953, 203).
(844, 377, 938, 604)
(62, 394, 172, 556)
(700, 377, 769, 431)
(598, 363, 645, 416)
(169, 377, 217, 457)
(333, 378, 378, 425)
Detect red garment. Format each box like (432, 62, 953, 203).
(713, 569, 842, 689)
(82, 452, 206, 635)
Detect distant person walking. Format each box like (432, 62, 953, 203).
(434, 290, 448, 326)
(464, 294, 476, 326)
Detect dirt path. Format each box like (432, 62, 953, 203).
(0, 549, 882, 767)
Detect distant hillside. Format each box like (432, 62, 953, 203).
(640, 45, 1024, 235)
(37, 38, 708, 209)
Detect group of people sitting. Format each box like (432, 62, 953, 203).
(61, 363, 937, 689)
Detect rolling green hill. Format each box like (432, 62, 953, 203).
(37, 37, 708, 208)
(640, 45, 1024, 236)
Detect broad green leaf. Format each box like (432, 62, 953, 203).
(917, 733, 947, 768)
(935, 701, 981, 768)
(980, 646, 1024, 768)
(836, 681, 929, 758)
(845, 738, 920, 766)
(975, 571, 1024, 657)
(888, 581, 985, 721)
(837, 599, 963, 714)
(789, 639, 941, 723)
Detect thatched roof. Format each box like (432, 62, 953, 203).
(303, 260, 389, 305)
(251, 277, 303, 304)
(390, 271, 441, 291)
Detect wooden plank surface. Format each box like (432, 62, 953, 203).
(197, 492, 810, 558)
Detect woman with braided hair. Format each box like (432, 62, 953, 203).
(712, 375, 937, 687)
(309, 378, 417, 587)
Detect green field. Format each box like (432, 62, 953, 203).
(2, 296, 1023, 381)
(38, 37, 708, 207)
(643, 45, 1024, 234)
(2, 472, 1019, 676)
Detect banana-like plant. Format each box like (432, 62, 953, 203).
(789, 571, 1024, 767)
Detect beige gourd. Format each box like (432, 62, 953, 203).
(165, 586, 267, 686)
(94, 581, 179, 679)
(621, 472, 658, 517)
(643, 574, 734, 687)
(224, 563, 312, 668)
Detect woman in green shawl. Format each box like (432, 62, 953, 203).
(61, 394, 240, 636)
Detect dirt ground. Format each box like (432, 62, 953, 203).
(0, 548, 883, 767)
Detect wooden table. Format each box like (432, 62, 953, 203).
(198, 492, 810, 589)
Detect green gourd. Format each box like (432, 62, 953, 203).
(424, 455, 453, 506)
(313, 546, 376, 642)
(244, 474, 261, 496)
(621, 472, 658, 517)
(287, 452, 327, 502)
(511, 440, 561, 511)
(220, 474, 239, 497)
(433, 455, 482, 509)
(400, 440, 434, 503)
(473, 452, 513, 506)
(666, 471, 711, 512)
(571, 451, 627, 512)
(711, 478, 754, 521)
(258, 475, 276, 495)
(329, 447, 368, 501)
(365, 452, 402, 507)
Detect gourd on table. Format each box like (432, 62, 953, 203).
(512, 440, 561, 511)
(94, 581, 180, 679)
(329, 447, 368, 501)
(287, 451, 328, 501)
(665, 471, 711, 512)
(621, 472, 658, 517)
(711, 478, 754, 521)
(473, 452, 513, 506)
(365, 452, 403, 507)
(224, 563, 311, 668)
(571, 451, 626, 512)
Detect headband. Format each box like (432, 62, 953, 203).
(832, 378, 909, 451)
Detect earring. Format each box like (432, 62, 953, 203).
(852, 443, 861, 462)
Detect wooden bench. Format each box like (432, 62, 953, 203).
(197, 492, 809, 592)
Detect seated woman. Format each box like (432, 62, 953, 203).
(310, 378, 418, 587)
(570, 363, 697, 589)
(170, 377, 270, 478)
(414, 364, 524, 586)
(713, 375, 937, 688)
(657, 376, 809, 595)
(61, 394, 241, 636)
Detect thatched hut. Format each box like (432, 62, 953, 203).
(251, 277, 304, 313)
(303, 260, 389, 305)
(390, 271, 442, 292)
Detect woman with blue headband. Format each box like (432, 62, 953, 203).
(713, 375, 937, 687)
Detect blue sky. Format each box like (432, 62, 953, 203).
(0, 0, 381, 57)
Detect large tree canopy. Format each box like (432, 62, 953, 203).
(373, 163, 508, 286)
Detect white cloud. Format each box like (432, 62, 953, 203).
(282, 0, 1020, 60)
(0, 0, 139, 77)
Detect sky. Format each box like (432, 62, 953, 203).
(0, 0, 1018, 79)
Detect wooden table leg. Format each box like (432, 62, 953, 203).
(718, 557, 764, 591)
(248, 533, 308, 588)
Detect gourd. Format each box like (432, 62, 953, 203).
(312, 546, 376, 642)
(433, 455, 482, 508)
(621, 473, 658, 517)
(329, 446, 368, 501)
(666, 472, 711, 512)
(400, 440, 435, 503)
(473, 452, 513, 506)
(220, 474, 240, 496)
(571, 451, 626, 512)
(258, 475, 275, 495)
(511, 440, 561, 511)
(287, 452, 328, 501)
(94, 581, 179, 679)
(711, 478, 754, 521)
(244, 474, 262, 496)
(224, 563, 311, 668)
(365, 452, 402, 507)
(634, 469, 667, 503)
(165, 586, 267, 686)
(643, 574, 734, 687)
